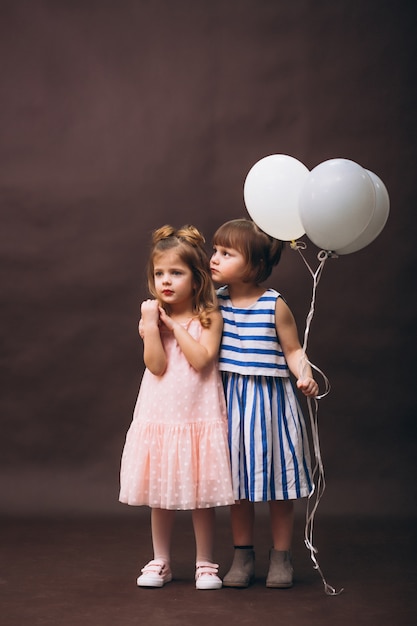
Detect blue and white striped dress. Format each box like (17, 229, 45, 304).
(217, 286, 312, 502)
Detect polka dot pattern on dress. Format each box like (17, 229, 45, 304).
(119, 318, 234, 510)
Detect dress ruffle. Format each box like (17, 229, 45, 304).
(119, 419, 234, 509)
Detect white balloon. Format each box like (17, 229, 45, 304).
(335, 170, 390, 254)
(299, 159, 376, 251)
(243, 154, 309, 241)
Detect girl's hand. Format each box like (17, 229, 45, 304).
(297, 376, 319, 397)
(158, 306, 175, 331)
(140, 300, 167, 376)
(140, 299, 160, 325)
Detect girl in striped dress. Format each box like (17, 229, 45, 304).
(210, 218, 318, 589)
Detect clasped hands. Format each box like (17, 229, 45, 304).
(138, 299, 174, 336)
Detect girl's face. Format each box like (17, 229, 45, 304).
(153, 248, 195, 308)
(210, 245, 248, 284)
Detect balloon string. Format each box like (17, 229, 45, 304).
(304, 396, 344, 596)
(291, 242, 343, 596)
(291, 242, 336, 396)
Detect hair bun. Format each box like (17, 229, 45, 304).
(152, 224, 205, 248)
(177, 224, 206, 247)
(152, 225, 177, 244)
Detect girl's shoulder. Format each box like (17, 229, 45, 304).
(261, 287, 280, 299)
(189, 312, 222, 328)
(182, 316, 203, 340)
(261, 288, 289, 307)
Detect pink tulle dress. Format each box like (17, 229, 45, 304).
(119, 318, 235, 510)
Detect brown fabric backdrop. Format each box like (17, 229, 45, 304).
(1, 0, 416, 517)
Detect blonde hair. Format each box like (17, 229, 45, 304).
(147, 224, 217, 328)
(212, 218, 284, 283)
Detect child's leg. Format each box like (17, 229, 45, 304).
(192, 508, 222, 590)
(230, 499, 255, 545)
(151, 507, 176, 563)
(266, 500, 294, 588)
(223, 500, 256, 588)
(191, 507, 215, 562)
(136, 508, 175, 588)
(268, 500, 294, 550)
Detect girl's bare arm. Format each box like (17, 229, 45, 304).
(141, 300, 167, 376)
(275, 297, 318, 397)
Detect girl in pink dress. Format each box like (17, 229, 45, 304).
(119, 225, 234, 590)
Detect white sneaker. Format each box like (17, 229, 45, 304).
(137, 560, 172, 587)
(195, 561, 222, 590)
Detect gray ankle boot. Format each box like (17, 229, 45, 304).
(266, 549, 293, 588)
(222, 548, 255, 588)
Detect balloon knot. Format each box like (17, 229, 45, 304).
(317, 250, 339, 261)
(290, 240, 306, 251)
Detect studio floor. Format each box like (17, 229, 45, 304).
(1, 509, 416, 626)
